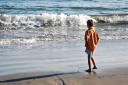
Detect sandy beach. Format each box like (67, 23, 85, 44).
(0, 40, 128, 85)
(0, 67, 128, 85)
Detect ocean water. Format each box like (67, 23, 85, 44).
(0, 0, 128, 14)
(0, 0, 128, 78)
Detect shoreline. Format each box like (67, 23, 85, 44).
(0, 39, 128, 85)
(0, 66, 128, 85)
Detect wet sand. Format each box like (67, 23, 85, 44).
(0, 40, 128, 85)
(0, 67, 128, 85)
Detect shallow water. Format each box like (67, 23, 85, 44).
(0, 40, 128, 77)
(0, 41, 86, 76)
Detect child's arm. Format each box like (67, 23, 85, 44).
(97, 32, 100, 43)
(84, 31, 88, 47)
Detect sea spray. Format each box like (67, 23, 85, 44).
(0, 13, 92, 30)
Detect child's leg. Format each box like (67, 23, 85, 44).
(86, 54, 91, 72)
(91, 57, 97, 69)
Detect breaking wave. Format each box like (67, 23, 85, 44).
(0, 13, 93, 30)
(93, 14, 128, 24)
(0, 13, 128, 30)
(0, 13, 128, 45)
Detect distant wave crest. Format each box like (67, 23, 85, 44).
(0, 13, 93, 30)
(93, 14, 128, 24)
(1, 13, 128, 30)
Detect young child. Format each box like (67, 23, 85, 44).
(84, 19, 99, 72)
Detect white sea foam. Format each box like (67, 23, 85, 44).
(0, 13, 93, 29)
(1, 13, 128, 30)
(100, 36, 128, 40)
(93, 14, 128, 23)
(1, 13, 128, 45)
(0, 35, 128, 45)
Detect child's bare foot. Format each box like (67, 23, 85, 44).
(93, 66, 97, 69)
(86, 69, 91, 72)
